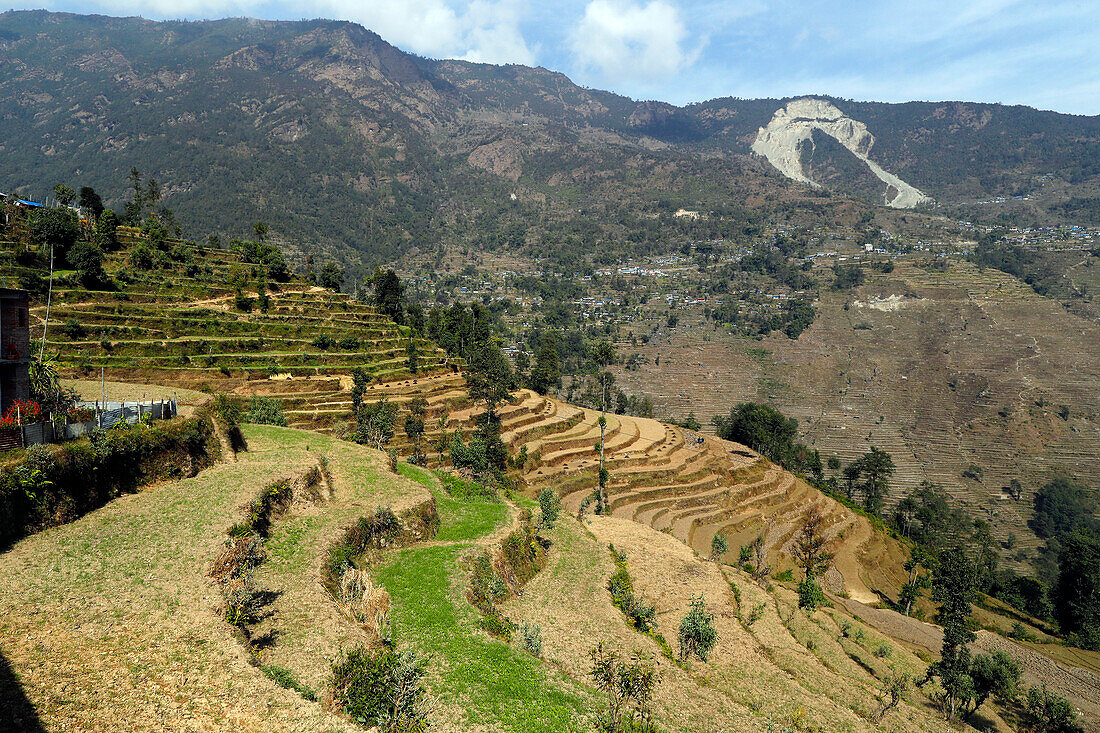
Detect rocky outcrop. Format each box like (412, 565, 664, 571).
(752, 98, 932, 209)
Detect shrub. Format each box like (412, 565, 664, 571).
(0, 415, 218, 547)
(478, 612, 515, 640)
(679, 595, 717, 661)
(710, 533, 729, 562)
(520, 621, 543, 657)
(797, 576, 827, 611)
(773, 569, 795, 582)
(246, 396, 287, 427)
(1022, 685, 1083, 733)
(331, 647, 430, 732)
(210, 533, 266, 584)
(873, 643, 893, 658)
(589, 642, 660, 733)
(338, 336, 360, 350)
(872, 674, 909, 722)
(746, 602, 766, 627)
(312, 334, 334, 350)
(244, 480, 294, 537)
(538, 486, 561, 530)
(223, 570, 263, 626)
(62, 318, 85, 338)
(438, 472, 496, 500)
(261, 665, 317, 701)
(607, 546, 656, 632)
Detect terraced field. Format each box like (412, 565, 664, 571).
(612, 259, 1100, 557)
(11, 233, 455, 390)
(284, 373, 909, 603)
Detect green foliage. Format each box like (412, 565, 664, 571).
(537, 487, 561, 530)
(607, 546, 656, 633)
(772, 568, 794, 582)
(27, 207, 79, 255)
(79, 186, 104, 218)
(355, 399, 399, 449)
(318, 262, 344, 291)
(331, 647, 430, 732)
(1054, 529, 1100, 649)
(923, 547, 979, 720)
(968, 651, 1020, 716)
(797, 577, 826, 611)
(325, 506, 404, 592)
(709, 532, 729, 562)
(261, 664, 317, 701)
(678, 595, 717, 662)
(67, 240, 106, 284)
(519, 621, 543, 657)
(0, 415, 218, 548)
(1022, 685, 1084, 733)
(246, 396, 287, 427)
(831, 262, 865, 290)
(62, 317, 85, 339)
(369, 268, 405, 325)
(1030, 477, 1098, 540)
(712, 402, 820, 476)
(589, 642, 661, 733)
(243, 479, 294, 537)
(527, 333, 562, 395)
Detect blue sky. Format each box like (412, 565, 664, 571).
(12, 0, 1100, 114)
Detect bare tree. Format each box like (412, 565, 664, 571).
(791, 506, 834, 581)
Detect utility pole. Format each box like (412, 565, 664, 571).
(39, 243, 54, 361)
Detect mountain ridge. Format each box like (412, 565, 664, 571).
(2, 10, 1100, 268)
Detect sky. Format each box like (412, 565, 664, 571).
(10, 0, 1100, 114)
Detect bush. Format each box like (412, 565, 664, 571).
(0, 415, 218, 547)
(261, 665, 317, 701)
(246, 396, 287, 427)
(873, 643, 893, 658)
(538, 486, 561, 530)
(62, 318, 85, 339)
(312, 334, 334, 350)
(438, 472, 496, 500)
(797, 576, 827, 611)
(520, 621, 543, 657)
(746, 602, 766, 627)
(1023, 685, 1083, 733)
(338, 336, 360, 350)
(331, 647, 430, 732)
(773, 569, 795, 582)
(710, 533, 729, 562)
(325, 506, 403, 592)
(589, 642, 660, 733)
(244, 480, 294, 537)
(607, 546, 656, 632)
(679, 595, 717, 661)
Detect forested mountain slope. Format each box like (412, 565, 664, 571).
(2, 10, 1099, 274)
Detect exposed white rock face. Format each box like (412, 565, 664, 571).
(752, 98, 932, 209)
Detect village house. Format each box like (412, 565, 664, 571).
(0, 288, 32, 414)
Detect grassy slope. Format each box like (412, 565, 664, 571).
(376, 464, 593, 733)
(0, 425, 358, 733)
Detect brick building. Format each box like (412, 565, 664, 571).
(0, 288, 31, 414)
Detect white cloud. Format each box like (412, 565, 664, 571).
(41, 0, 535, 64)
(457, 0, 537, 65)
(569, 0, 699, 83)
